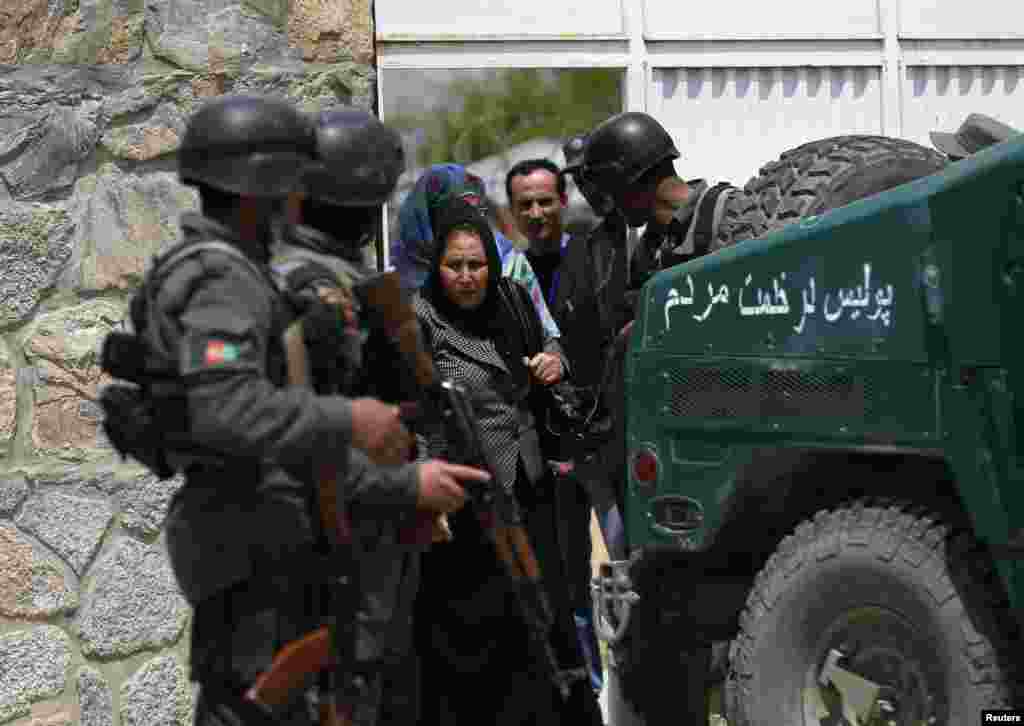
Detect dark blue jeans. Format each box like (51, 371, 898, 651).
(575, 607, 604, 693)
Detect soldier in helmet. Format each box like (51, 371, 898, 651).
(558, 132, 629, 563)
(574, 112, 737, 291)
(139, 95, 487, 725)
(567, 111, 729, 726)
(548, 122, 644, 540)
(271, 108, 459, 725)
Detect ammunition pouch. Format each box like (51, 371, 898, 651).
(101, 331, 175, 383)
(99, 332, 191, 480)
(99, 384, 179, 480)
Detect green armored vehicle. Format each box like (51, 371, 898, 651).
(595, 119, 1024, 725)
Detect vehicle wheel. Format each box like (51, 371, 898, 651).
(725, 501, 1019, 725)
(716, 136, 947, 247)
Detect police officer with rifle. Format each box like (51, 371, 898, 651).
(270, 108, 458, 725)
(97, 94, 488, 726)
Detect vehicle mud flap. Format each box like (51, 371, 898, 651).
(605, 640, 711, 725)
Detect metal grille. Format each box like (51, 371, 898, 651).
(669, 366, 873, 421)
(669, 367, 756, 418)
(760, 369, 872, 419)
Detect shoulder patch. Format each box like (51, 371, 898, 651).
(182, 333, 262, 375)
(204, 339, 240, 365)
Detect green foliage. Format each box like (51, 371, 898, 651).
(390, 69, 622, 167)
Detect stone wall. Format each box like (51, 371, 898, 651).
(0, 2, 375, 724)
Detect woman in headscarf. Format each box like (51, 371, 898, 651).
(411, 198, 603, 726)
(391, 163, 562, 341)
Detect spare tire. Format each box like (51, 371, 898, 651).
(717, 135, 948, 247)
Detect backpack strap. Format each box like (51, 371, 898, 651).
(149, 239, 274, 292)
(691, 182, 736, 257)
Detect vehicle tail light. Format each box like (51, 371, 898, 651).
(632, 448, 659, 486)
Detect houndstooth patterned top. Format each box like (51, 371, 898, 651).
(413, 290, 566, 496)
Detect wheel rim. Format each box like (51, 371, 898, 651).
(802, 606, 947, 726)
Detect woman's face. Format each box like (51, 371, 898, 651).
(440, 229, 489, 310)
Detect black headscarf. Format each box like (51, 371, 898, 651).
(423, 198, 531, 390)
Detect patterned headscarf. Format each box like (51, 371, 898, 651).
(392, 163, 562, 342)
(423, 197, 503, 335)
(424, 197, 531, 390)
(392, 164, 488, 292)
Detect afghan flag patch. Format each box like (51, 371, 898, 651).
(204, 340, 240, 365)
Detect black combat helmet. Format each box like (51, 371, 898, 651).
(580, 112, 680, 194)
(562, 132, 616, 217)
(178, 94, 315, 197)
(298, 109, 405, 253)
(302, 109, 405, 207)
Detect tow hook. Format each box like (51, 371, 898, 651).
(591, 560, 639, 644)
(814, 649, 884, 724)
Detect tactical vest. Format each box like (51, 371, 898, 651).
(271, 245, 363, 300)
(100, 238, 287, 479)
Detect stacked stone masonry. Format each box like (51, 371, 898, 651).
(0, 1, 376, 723)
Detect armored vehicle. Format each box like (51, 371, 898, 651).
(595, 116, 1024, 725)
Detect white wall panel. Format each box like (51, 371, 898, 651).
(900, 65, 1024, 149)
(646, 40, 882, 68)
(900, 39, 1024, 68)
(643, 0, 880, 40)
(377, 40, 630, 69)
(651, 67, 883, 187)
(375, 0, 625, 39)
(899, 0, 1024, 40)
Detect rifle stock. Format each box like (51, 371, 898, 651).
(246, 628, 332, 703)
(354, 271, 576, 701)
(246, 628, 353, 726)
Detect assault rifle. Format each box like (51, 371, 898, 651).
(243, 313, 359, 726)
(245, 293, 449, 725)
(353, 270, 580, 702)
